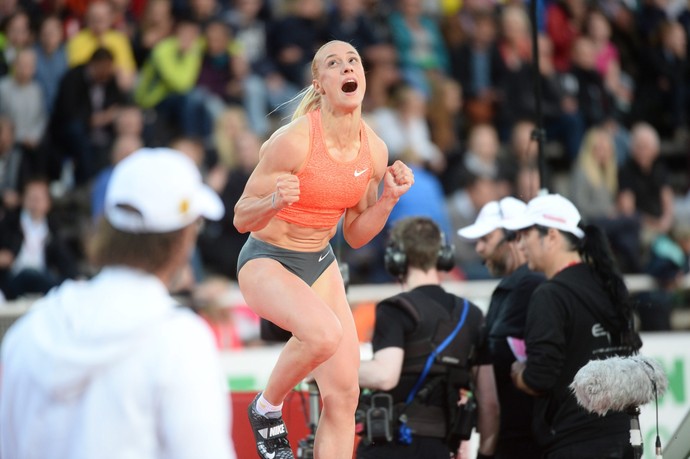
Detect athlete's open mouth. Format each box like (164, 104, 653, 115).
(342, 80, 358, 93)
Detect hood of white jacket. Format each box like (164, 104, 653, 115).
(5, 267, 179, 400)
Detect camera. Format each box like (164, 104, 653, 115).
(356, 392, 395, 445)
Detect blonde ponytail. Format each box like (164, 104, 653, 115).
(291, 85, 321, 121)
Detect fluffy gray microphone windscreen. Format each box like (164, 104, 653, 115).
(570, 355, 669, 415)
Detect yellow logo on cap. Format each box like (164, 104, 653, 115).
(179, 198, 190, 215)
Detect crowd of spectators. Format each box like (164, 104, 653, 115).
(0, 0, 689, 327)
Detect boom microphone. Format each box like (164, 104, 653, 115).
(570, 355, 668, 416)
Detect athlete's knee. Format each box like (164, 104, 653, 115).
(304, 319, 343, 363)
(322, 384, 360, 416)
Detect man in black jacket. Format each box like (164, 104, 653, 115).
(46, 47, 127, 185)
(458, 197, 545, 459)
(358, 217, 499, 459)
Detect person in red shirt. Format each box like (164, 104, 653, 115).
(234, 40, 414, 459)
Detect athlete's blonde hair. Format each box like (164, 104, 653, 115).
(291, 40, 360, 120)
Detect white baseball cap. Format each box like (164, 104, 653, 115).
(105, 148, 224, 233)
(504, 193, 584, 239)
(457, 197, 527, 240)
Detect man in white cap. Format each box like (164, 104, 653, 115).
(0, 149, 238, 459)
(457, 197, 544, 459)
(505, 193, 641, 459)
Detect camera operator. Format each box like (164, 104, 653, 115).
(358, 217, 498, 459)
(458, 197, 545, 459)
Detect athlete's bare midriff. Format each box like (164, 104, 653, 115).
(251, 217, 338, 252)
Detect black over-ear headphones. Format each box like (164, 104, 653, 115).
(384, 231, 455, 279)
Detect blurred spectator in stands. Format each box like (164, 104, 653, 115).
(385, 145, 453, 243)
(504, 118, 557, 196)
(633, 20, 688, 139)
(109, 0, 138, 36)
(507, 119, 538, 168)
(497, 4, 532, 73)
(198, 130, 258, 280)
(0, 48, 47, 171)
(47, 48, 126, 185)
(0, 117, 25, 214)
(48, 47, 126, 186)
(584, 8, 634, 119)
(451, 123, 512, 197)
(447, 173, 501, 279)
(0, 177, 79, 300)
(189, 0, 226, 28)
(0, 10, 33, 78)
(607, 0, 643, 83)
(388, 0, 450, 98)
(361, 43, 401, 113)
(545, 0, 586, 72)
(570, 126, 641, 272)
(638, 222, 690, 330)
(560, 36, 615, 131)
(210, 106, 249, 170)
(67, 1, 137, 91)
(34, 15, 68, 115)
(183, 20, 246, 146)
(636, 0, 671, 46)
(369, 83, 445, 172)
(428, 76, 467, 194)
(91, 134, 142, 223)
(680, 0, 690, 54)
(135, 16, 203, 146)
(498, 34, 584, 160)
(324, 0, 383, 62)
(131, 0, 174, 67)
(170, 136, 206, 171)
(618, 122, 675, 251)
(114, 104, 145, 139)
(224, 0, 282, 136)
(267, 0, 325, 91)
(514, 163, 541, 202)
(451, 10, 504, 127)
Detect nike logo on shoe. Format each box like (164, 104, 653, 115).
(269, 425, 286, 436)
(354, 168, 368, 177)
(266, 452, 276, 459)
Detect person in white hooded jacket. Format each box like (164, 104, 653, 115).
(0, 148, 237, 459)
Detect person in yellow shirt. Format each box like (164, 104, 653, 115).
(67, 1, 136, 91)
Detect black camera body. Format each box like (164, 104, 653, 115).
(356, 392, 395, 445)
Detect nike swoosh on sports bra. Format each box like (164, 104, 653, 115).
(275, 109, 373, 229)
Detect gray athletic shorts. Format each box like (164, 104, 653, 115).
(237, 236, 336, 286)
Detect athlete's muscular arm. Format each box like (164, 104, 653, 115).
(342, 128, 414, 249)
(233, 120, 308, 233)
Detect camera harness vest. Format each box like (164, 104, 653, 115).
(382, 289, 473, 441)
